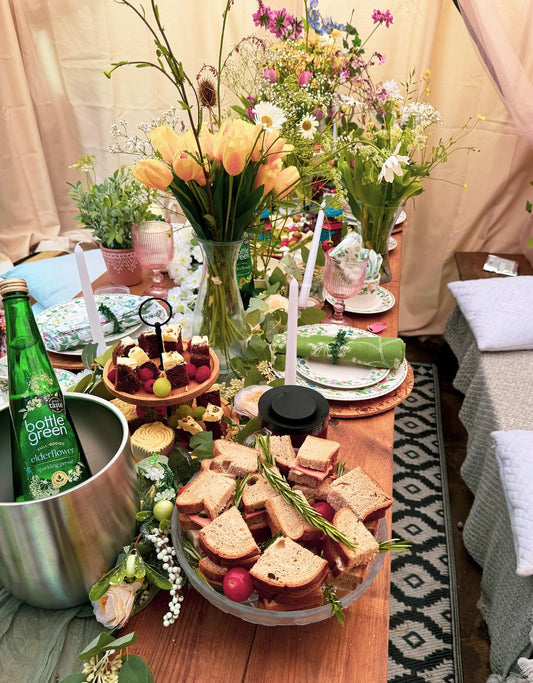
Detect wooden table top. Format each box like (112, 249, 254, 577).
(108, 236, 404, 682)
(455, 250, 533, 281)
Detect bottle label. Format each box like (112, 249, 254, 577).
(236, 234, 254, 293)
(14, 392, 87, 500)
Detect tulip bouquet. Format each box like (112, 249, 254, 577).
(338, 73, 482, 281)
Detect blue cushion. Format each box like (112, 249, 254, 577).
(2, 249, 106, 314)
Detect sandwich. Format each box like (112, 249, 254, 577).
(176, 470, 236, 527)
(327, 466, 392, 522)
(208, 439, 261, 477)
(323, 507, 379, 576)
(198, 505, 261, 567)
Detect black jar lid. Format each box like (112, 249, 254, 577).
(258, 385, 329, 435)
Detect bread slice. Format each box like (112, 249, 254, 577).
(210, 440, 260, 477)
(296, 435, 340, 472)
(291, 475, 336, 501)
(257, 586, 324, 611)
(249, 536, 328, 598)
(327, 466, 393, 521)
(325, 565, 367, 595)
(265, 493, 323, 543)
(176, 470, 236, 519)
(198, 505, 260, 567)
(269, 435, 297, 472)
(331, 507, 379, 569)
(241, 472, 278, 512)
(198, 556, 228, 585)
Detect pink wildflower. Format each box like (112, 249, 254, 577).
(263, 68, 278, 83)
(298, 70, 313, 87)
(253, 1, 272, 30)
(270, 8, 290, 38)
(371, 9, 394, 27)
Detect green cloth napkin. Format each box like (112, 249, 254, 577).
(272, 333, 405, 370)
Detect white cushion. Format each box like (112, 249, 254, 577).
(447, 276, 533, 351)
(492, 430, 533, 576)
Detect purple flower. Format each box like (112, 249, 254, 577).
(313, 106, 325, 120)
(377, 52, 386, 65)
(371, 9, 394, 27)
(270, 9, 291, 38)
(253, 1, 273, 30)
(298, 70, 313, 87)
(263, 68, 278, 83)
(246, 106, 255, 121)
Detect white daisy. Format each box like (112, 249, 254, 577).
(253, 102, 287, 131)
(378, 142, 410, 183)
(298, 114, 319, 140)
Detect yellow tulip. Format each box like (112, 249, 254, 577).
(273, 166, 300, 199)
(132, 159, 173, 190)
(254, 159, 282, 195)
(149, 125, 183, 164)
(172, 152, 204, 183)
(222, 136, 250, 176)
(198, 125, 215, 160)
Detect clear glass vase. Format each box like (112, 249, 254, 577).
(192, 238, 248, 373)
(359, 202, 404, 284)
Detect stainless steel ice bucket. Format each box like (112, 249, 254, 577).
(0, 393, 137, 608)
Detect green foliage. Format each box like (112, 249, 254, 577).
(68, 164, 160, 249)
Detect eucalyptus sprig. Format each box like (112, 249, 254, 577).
(329, 329, 348, 365)
(97, 303, 121, 334)
(322, 585, 344, 626)
(378, 538, 412, 553)
(255, 435, 356, 549)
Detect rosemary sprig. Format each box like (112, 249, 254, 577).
(255, 435, 356, 549)
(378, 538, 412, 553)
(97, 302, 121, 334)
(335, 460, 346, 477)
(329, 329, 347, 365)
(181, 535, 202, 567)
(233, 473, 251, 510)
(260, 531, 282, 553)
(322, 585, 345, 625)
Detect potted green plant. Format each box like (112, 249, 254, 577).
(68, 156, 160, 285)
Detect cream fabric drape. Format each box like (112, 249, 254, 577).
(1, 0, 532, 335)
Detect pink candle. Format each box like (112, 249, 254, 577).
(285, 277, 299, 385)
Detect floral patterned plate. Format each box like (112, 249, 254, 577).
(388, 236, 398, 251)
(325, 287, 395, 315)
(295, 327, 390, 389)
(290, 358, 408, 402)
(36, 295, 168, 355)
(0, 365, 78, 407)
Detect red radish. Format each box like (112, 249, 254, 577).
(139, 367, 154, 381)
(311, 501, 335, 522)
(108, 368, 117, 383)
(195, 365, 211, 383)
(223, 567, 254, 602)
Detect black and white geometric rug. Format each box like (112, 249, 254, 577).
(388, 362, 462, 683)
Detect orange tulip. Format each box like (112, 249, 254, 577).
(198, 125, 215, 161)
(273, 165, 300, 199)
(149, 125, 183, 164)
(132, 159, 173, 190)
(172, 152, 204, 183)
(254, 158, 282, 195)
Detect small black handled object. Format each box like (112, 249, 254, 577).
(138, 297, 173, 370)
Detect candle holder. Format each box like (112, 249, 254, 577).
(138, 297, 172, 370)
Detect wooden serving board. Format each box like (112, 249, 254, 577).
(102, 347, 219, 407)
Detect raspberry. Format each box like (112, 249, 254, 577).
(108, 368, 117, 383)
(139, 367, 154, 381)
(144, 379, 156, 393)
(185, 362, 197, 379)
(195, 365, 211, 383)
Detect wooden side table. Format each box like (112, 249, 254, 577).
(454, 251, 533, 281)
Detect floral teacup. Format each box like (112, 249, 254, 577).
(354, 274, 381, 309)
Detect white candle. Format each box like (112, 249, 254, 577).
(74, 243, 107, 355)
(285, 277, 299, 385)
(299, 209, 324, 308)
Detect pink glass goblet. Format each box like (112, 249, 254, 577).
(132, 221, 175, 299)
(324, 252, 368, 324)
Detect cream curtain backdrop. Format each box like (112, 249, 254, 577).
(1, 0, 532, 335)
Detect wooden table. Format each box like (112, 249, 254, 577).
(454, 251, 533, 281)
(110, 236, 404, 683)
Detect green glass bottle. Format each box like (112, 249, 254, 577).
(1, 278, 90, 501)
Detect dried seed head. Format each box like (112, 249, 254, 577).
(198, 77, 217, 108)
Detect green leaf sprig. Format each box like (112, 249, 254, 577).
(255, 435, 356, 549)
(329, 329, 348, 365)
(233, 473, 251, 510)
(378, 538, 412, 553)
(97, 302, 121, 334)
(322, 584, 345, 626)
